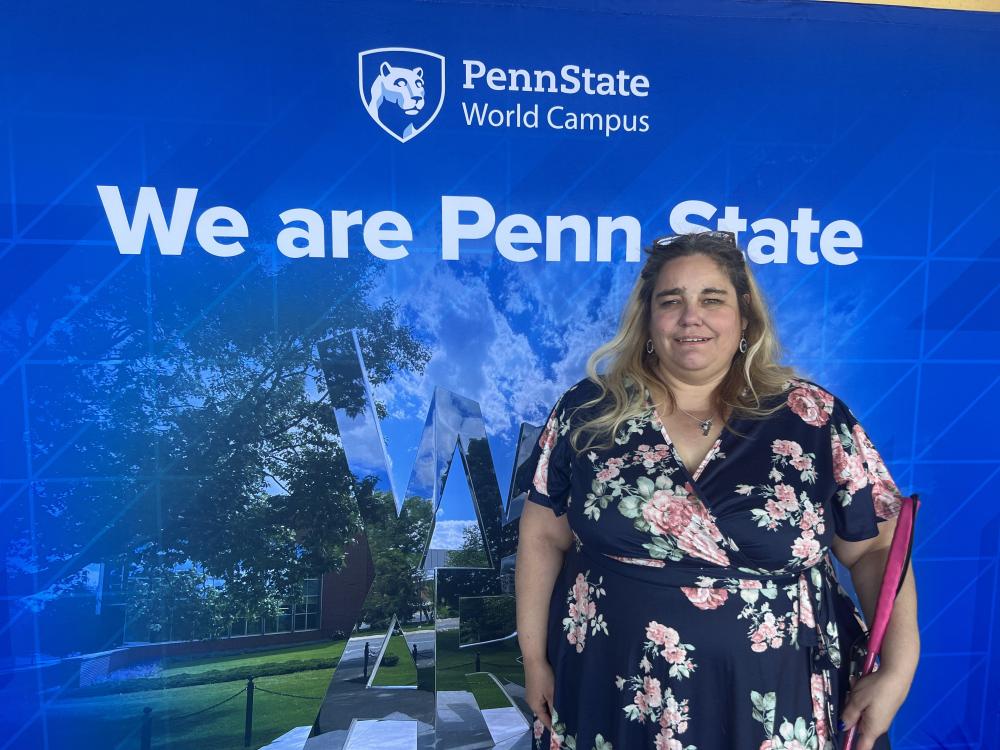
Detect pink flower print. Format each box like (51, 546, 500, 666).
(678, 513, 731, 566)
(661, 644, 686, 664)
(852, 423, 882, 468)
(633, 689, 649, 715)
(739, 579, 763, 590)
(643, 489, 696, 537)
(596, 465, 620, 482)
(775, 483, 799, 511)
(844, 452, 867, 493)
(563, 571, 606, 653)
(532, 452, 550, 495)
(812, 672, 831, 748)
(873, 477, 903, 520)
(533, 718, 545, 738)
(788, 383, 834, 427)
(572, 574, 589, 602)
(759, 612, 779, 639)
(799, 574, 816, 632)
(759, 742, 774, 750)
(645, 621, 674, 645)
(799, 509, 820, 531)
(643, 676, 663, 708)
(681, 585, 729, 610)
(764, 497, 787, 521)
(749, 611, 786, 653)
(772, 439, 803, 458)
(539, 415, 558, 451)
(655, 735, 683, 750)
(791, 535, 821, 561)
(790, 455, 812, 471)
(831, 430, 847, 473)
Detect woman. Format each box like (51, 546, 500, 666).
(515, 231, 919, 750)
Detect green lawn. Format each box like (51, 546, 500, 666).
(369, 633, 418, 687)
(40, 626, 523, 748)
(434, 629, 524, 710)
(47, 668, 333, 750)
(160, 640, 347, 678)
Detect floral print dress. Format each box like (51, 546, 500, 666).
(522, 376, 902, 750)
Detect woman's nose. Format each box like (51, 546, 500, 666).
(679, 302, 702, 323)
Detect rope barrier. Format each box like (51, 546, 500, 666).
(171, 687, 248, 721)
(253, 685, 325, 701)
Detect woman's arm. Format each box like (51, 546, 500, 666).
(831, 519, 920, 750)
(516, 501, 573, 663)
(516, 501, 574, 729)
(831, 518, 921, 681)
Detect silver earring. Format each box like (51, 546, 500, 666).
(739, 335, 748, 354)
(646, 338, 654, 355)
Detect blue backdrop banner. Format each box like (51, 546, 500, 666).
(1, 1, 999, 749)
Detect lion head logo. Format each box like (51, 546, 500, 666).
(359, 48, 445, 143)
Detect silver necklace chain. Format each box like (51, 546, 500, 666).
(675, 406, 715, 437)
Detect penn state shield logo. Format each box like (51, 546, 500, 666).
(359, 47, 445, 143)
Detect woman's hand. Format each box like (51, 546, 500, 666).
(839, 668, 911, 750)
(524, 657, 555, 732)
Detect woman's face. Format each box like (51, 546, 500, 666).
(648, 253, 748, 382)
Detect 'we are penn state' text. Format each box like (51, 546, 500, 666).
(97, 187, 865, 265)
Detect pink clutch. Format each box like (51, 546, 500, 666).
(843, 493, 920, 750)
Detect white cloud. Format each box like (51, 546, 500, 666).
(368, 258, 639, 438)
(429, 519, 480, 550)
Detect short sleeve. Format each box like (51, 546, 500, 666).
(828, 396, 905, 542)
(524, 392, 574, 517)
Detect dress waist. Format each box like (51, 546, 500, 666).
(573, 540, 827, 588)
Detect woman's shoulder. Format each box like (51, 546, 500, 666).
(773, 376, 854, 428)
(557, 375, 608, 409)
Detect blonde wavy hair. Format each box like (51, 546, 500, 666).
(568, 231, 804, 454)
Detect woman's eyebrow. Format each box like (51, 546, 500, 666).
(655, 287, 729, 297)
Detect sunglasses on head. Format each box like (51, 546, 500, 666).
(653, 230, 737, 247)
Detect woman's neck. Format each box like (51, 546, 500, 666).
(651, 364, 727, 414)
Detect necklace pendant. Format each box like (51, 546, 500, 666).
(700, 420, 712, 436)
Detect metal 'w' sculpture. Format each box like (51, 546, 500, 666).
(305, 331, 542, 750)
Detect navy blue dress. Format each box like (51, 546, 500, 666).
(522, 376, 901, 750)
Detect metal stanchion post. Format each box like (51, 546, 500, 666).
(243, 676, 255, 748)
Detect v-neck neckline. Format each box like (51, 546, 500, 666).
(643, 385, 729, 484)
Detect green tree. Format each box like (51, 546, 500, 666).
(2, 256, 430, 651)
(446, 526, 490, 568)
(360, 494, 434, 630)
